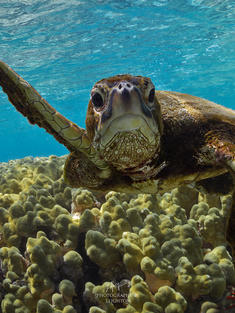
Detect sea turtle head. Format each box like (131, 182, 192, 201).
(86, 74, 163, 177)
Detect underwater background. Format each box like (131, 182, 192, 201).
(1, 1, 235, 313)
(0, 0, 235, 161)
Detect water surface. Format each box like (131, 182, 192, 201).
(0, 0, 234, 161)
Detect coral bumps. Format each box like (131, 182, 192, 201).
(0, 156, 234, 312)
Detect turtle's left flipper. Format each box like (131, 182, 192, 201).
(204, 130, 235, 259)
(225, 159, 235, 261)
(0, 60, 111, 179)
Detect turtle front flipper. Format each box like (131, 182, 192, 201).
(0, 61, 111, 179)
(225, 159, 235, 261)
(203, 128, 235, 259)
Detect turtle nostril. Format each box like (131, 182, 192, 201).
(118, 84, 122, 89)
(121, 88, 131, 103)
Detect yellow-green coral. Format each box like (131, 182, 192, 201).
(190, 195, 232, 247)
(71, 188, 98, 216)
(85, 230, 121, 268)
(84, 281, 125, 313)
(127, 275, 153, 311)
(0, 155, 234, 313)
(0, 246, 27, 276)
(62, 250, 83, 283)
(200, 301, 220, 313)
(204, 246, 235, 285)
(154, 286, 187, 313)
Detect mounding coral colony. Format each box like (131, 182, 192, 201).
(0, 61, 235, 312)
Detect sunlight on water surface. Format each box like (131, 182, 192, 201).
(0, 0, 234, 161)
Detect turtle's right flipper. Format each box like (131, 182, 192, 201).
(0, 61, 111, 178)
(0, 60, 90, 153)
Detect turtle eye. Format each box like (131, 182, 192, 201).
(92, 92, 104, 109)
(148, 88, 155, 102)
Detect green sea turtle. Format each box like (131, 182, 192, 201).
(0, 61, 235, 253)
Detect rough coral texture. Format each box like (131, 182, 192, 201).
(0, 155, 234, 313)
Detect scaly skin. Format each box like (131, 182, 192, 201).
(0, 61, 111, 180)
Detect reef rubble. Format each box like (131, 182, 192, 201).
(0, 155, 234, 313)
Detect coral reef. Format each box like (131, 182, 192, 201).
(0, 156, 234, 313)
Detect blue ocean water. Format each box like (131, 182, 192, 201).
(0, 0, 234, 162)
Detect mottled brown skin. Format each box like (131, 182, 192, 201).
(154, 91, 235, 191)
(83, 75, 235, 195)
(0, 61, 235, 256)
